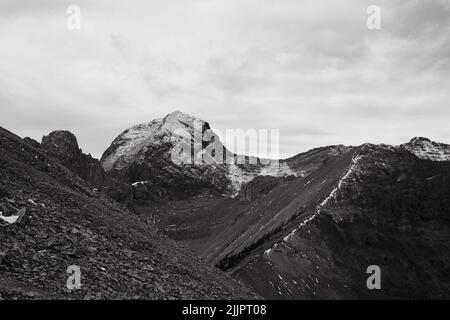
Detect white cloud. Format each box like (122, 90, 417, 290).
(0, 0, 449, 158)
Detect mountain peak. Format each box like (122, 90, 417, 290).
(401, 137, 450, 161)
(160, 110, 207, 135)
(101, 111, 210, 171)
(41, 130, 81, 163)
(409, 137, 432, 143)
(42, 130, 78, 146)
(165, 110, 194, 120)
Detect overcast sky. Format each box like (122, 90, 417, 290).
(0, 0, 449, 158)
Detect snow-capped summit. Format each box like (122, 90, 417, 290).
(159, 110, 208, 137)
(101, 111, 209, 171)
(100, 119, 162, 171)
(100, 111, 301, 198)
(400, 137, 450, 161)
(99, 111, 239, 199)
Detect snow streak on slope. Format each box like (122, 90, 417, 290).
(266, 153, 362, 253)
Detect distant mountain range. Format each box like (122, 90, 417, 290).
(1, 110, 449, 299)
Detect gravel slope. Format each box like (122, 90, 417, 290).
(0, 127, 257, 300)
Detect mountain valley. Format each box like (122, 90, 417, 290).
(1, 111, 450, 299)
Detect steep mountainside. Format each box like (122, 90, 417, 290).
(201, 144, 450, 299)
(132, 133, 450, 299)
(100, 111, 307, 201)
(0, 126, 256, 299)
(6, 110, 449, 300)
(132, 142, 360, 249)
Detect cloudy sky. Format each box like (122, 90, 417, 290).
(0, 0, 449, 158)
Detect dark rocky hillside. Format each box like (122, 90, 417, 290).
(204, 144, 450, 299)
(0, 127, 256, 299)
(135, 137, 450, 299)
(105, 112, 450, 299)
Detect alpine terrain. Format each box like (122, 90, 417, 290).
(0, 126, 256, 299)
(100, 111, 450, 299)
(1, 110, 449, 299)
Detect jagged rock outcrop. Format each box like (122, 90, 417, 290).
(39, 131, 133, 208)
(41, 131, 106, 187)
(23, 137, 40, 149)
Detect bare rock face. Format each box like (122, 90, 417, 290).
(100, 111, 317, 203)
(239, 176, 288, 202)
(235, 145, 352, 203)
(41, 131, 104, 186)
(101, 111, 234, 201)
(40, 130, 133, 208)
(41, 131, 80, 165)
(400, 137, 450, 161)
(23, 137, 40, 149)
(101, 112, 251, 201)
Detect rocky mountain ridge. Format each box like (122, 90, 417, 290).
(24, 131, 134, 209)
(99, 111, 450, 208)
(194, 143, 450, 298)
(100, 111, 352, 203)
(96, 111, 450, 299)
(4, 111, 450, 299)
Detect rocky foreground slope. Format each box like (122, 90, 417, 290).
(0, 127, 256, 299)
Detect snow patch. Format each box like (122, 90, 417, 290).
(132, 181, 150, 187)
(0, 213, 19, 224)
(0, 208, 26, 225)
(264, 243, 278, 256)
